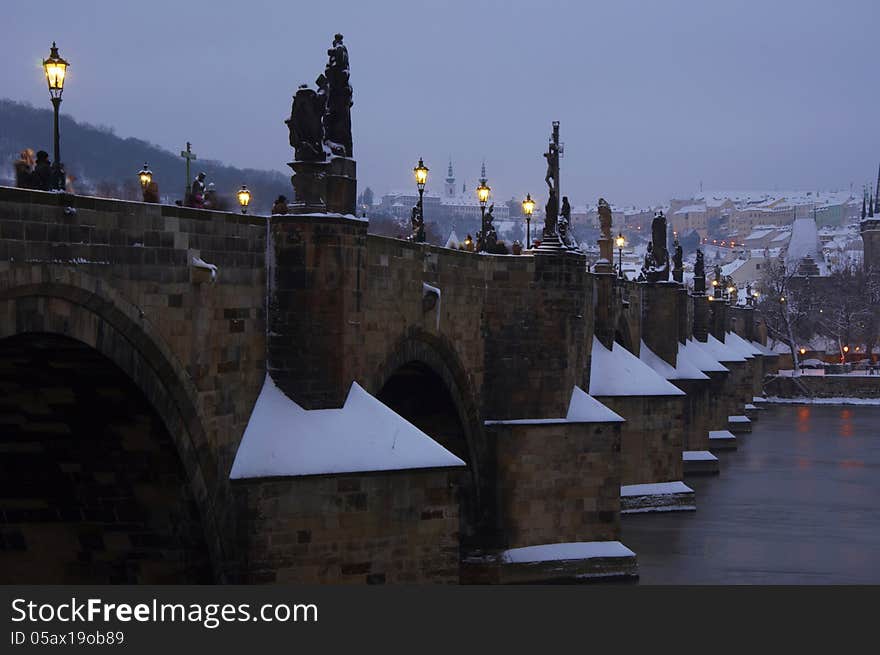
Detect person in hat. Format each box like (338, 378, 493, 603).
(32, 150, 53, 191)
(14, 149, 35, 188)
(203, 182, 218, 209)
(189, 172, 207, 208)
(271, 195, 290, 215)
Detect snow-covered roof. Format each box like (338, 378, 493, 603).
(674, 204, 706, 214)
(724, 331, 762, 358)
(702, 334, 747, 362)
(230, 374, 465, 479)
(721, 259, 747, 276)
(681, 338, 730, 372)
(589, 337, 685, 396)
(749, 340, 777, 356)
(785, 217, 823, 270)
(485, 386, 624, 424)
(566, 386, 626, 422)
(639, 340, 709, 381)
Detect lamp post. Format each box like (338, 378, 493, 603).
(42, 42, 69, 190)
(138, 163, 153, 190)
(616, 233, 625, 279)
(413, 158, 428, 243)
(522, 194, 535, 249)
(237, 185, 251, 214)
(476, 180, 491, 252)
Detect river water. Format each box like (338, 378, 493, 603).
(621, 404, 880, 584)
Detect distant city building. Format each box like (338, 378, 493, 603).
(379, 160, 509, 224)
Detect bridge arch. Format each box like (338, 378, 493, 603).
(0, 268, 224, 582)
(369, 328, 490, 546)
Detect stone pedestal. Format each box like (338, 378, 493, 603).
(594, 237, 613, 273)
(593, 273, 615, 350)
(641, 282, 680, 367)
(693, 293, 709, 342)
(710, 298, 728, 341)
(326, 157, 357, 215)
(535, 227, 565, 254)
(288, 160, 328, 213)
(288, 157, 357, 216)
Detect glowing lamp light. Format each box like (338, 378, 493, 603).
(138, 163, 152, 189)
(616, 233, 626, 249)
(712, 279, 719, 287)
(800, 347, 806, 355)
(413, 158, 429, 191)
(476, 182, 491, 206)
(843, 345, 850, 354)
(43, 42, 69, 99)
(727, 286, 735, 294)
(522, 193, 535, 217)
(237, 185, 251, 214)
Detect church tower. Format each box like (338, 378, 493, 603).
(861, 167, 880, 273)
(444, 159, 456, 198)
(875, 162, 880, 214)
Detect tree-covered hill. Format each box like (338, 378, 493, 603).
(0, 99, 289, 213)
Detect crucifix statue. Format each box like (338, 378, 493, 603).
(180, 141, 197, 205)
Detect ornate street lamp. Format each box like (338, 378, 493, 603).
(138, 163, 153, 189)
(522, 194, 535, 249)
(42, 41, 69, 190)
(237, 185, 251, 214)
(616, 233, 626, 279)
(476, 180, 490, 252)
(412, 158, 428, 243)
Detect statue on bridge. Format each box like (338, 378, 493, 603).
(672, 237, 684, 283)
(324, 33, 353, 158)
(286, 85, 326, 162)
(409, 204, 425, 243)
(598, 198, 612, 241)
(643, 211, 670, 282)
(693, 248, 706, 293)
(559, 196, 574, 248)
(477, 204, 498, 252)
(284, 33, 357, 214)
(543, 139, 559, 233)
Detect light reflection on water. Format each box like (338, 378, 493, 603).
(621, 404, 880, 584)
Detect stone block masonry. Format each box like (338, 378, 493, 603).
(232, 469, 461, 584)
(592, 395, 685, 485)
(487, 420, 622, 549)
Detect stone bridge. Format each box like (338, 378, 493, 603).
(0, 185, 776, 584)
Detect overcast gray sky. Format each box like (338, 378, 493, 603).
(3, 0, 879, 207)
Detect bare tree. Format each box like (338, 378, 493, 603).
(756, 255, 811, 371)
